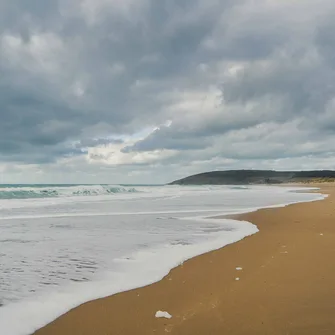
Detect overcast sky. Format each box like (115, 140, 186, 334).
(1, 0, 335, 184)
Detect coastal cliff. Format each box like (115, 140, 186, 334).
(169, 170, 335, 185)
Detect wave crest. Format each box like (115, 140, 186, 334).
(0, 185, 140, 200)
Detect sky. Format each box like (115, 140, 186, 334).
(1, 0, 335, 184)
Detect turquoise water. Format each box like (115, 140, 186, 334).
(0, 184, 157, 199)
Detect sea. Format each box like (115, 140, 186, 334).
(0, 183, 325, 335)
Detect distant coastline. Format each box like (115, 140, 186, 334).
(169, 170, 335, 185)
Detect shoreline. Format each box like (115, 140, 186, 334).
(34, 184, 335, 335)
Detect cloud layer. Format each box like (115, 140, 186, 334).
(1, 0, 335, 183)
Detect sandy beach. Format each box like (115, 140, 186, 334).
(34, 184, 335, 335)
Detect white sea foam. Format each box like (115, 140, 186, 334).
(0, 185, 325, 335)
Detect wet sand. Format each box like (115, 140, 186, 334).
(34, 185, 335, 335)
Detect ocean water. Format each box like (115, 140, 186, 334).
(0, 184, 325, 335)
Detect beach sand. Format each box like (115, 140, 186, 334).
(34, 185, 335, 335)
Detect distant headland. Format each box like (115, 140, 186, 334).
(169, 170, 335, 185)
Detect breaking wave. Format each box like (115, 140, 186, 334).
(0, 185, 140, 199)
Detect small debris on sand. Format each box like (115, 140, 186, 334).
(155, 311, 172, 319)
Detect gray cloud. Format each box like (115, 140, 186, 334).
(1, 0, 335, 182)
(76, 138, 123, 149)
